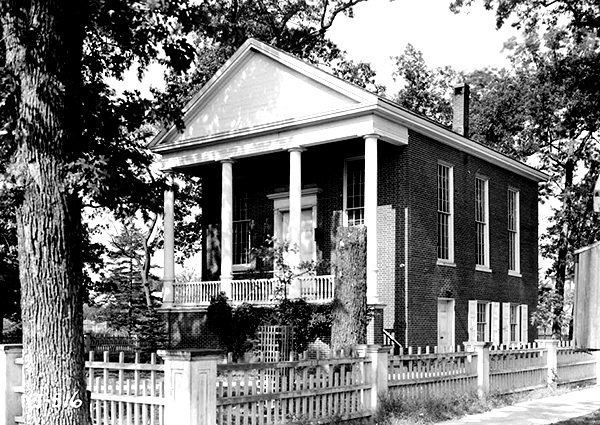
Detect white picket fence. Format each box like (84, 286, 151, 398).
(216, 352, 370, 425)
(87, 351, 165, 425)
(388, 350, 478, 397)
(2, 339, 597, 425)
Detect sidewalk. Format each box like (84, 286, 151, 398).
(439, 385, 600, 425)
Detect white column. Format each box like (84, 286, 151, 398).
(288, 147, 304, 298)
(163, 175, 175, 306)
(221, 159, 234, 297)
(364, 135, 379, 304)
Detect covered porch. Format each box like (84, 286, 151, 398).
(150, 39, 409, 310)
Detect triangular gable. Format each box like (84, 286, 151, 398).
(151, 38, 376, 148)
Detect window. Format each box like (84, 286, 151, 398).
(233, 191, 251, 265)
(344, 158, 365, 226)
(437, 163, 454, 262)
(502, 303, 529, 344)
(508, 189, 520, 274)
(476, 302, 488, 342)
(510, 305, 519, 342)
(475, 177, 490, 269)
(469, 300, 500, 343)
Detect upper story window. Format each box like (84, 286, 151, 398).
(475, 177, 490, 269)
(233, 191, 252, 266)
(508, 188, 520, 274)
(437, 162, 454, 262)
(344, 158, 365, 226)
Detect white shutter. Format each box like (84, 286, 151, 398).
(468, 300, 478, 342)
(491, 302, 500, 345)
(502, 302, 511, 345)
(520, 304, 528, 343)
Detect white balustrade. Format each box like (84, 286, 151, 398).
(173, 281, 221, 305)
(299, 275, 334, 301)
(231, 278, 277, 303)
(171, 275, 335, 305)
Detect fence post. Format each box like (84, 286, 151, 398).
(158, 349, 222, 425)
(464, 341, 491, 398)
(0, 344, 22, 425)
(84, 334, 91, 355)
(536, 339, 560, 387)
(357, 344, 388, 412)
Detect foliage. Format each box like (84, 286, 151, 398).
(450, 0, 600, 37)
(206, 293, 334, 360)
(207, 239, 334, 359)
(392, 44, 457, 125)
(331, 224, 368, 353)
(0, 194, 19, 332)
(531, 284, 573, 338)
(206, 293, 264, 361)
(92, 221, 166, 352)
(252, 237, 319, 300)
(266, 299, 333, 353)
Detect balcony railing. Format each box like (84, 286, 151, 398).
(171, 275, 335, 307)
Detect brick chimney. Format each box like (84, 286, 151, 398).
(452, 83, 470, 137)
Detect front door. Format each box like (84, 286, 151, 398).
(437, 298, 455, 352)
(281, 209, 315, 262)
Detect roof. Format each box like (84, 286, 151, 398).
(149, 38, 548, 183)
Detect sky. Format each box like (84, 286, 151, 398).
(327, 0, 519, 93)
(115, 0, 520, 97)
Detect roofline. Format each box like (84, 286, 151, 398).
(375, 98, 548, 182)
(149, 38, 548, 183)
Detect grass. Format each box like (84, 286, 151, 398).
(368, 384, 594, 425)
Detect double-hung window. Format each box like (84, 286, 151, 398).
(508, 189, 520, 275)
(437, 162, 454, 263)
(344, 158, 365, 226)
(233, 191, 252, 266)
(510, 304, 519, 342)
(469, 300, 501, 343)
(476, 302, 488, 342)
(475, 177, 490, 269)
(502, 302, 528, 344)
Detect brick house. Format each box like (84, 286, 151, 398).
(149, 38, 547, 350)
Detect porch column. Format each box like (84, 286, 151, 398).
(221, 159, 234, 298)
(288, 147, 304, 298)
(364, 134, 379, 304)
(163, 174, 175, 307)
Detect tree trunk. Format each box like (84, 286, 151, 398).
(2, 1, 90, 424)
(330, 224, 368, 354)
(553, 154, 574, 337)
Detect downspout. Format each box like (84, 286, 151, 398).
(405, 207, 409, 347)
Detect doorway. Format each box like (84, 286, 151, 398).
(437, 298, 455, 352)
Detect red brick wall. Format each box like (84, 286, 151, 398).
(192, 133, 539, 349)
(404, 130, 539, 347)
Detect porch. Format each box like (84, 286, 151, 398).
(171, 274, 335, 307)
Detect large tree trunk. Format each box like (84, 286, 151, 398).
(2, 1, 90, 424)
(331, 224, 368, 354)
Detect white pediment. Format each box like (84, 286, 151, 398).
(162, 48, 368, 146)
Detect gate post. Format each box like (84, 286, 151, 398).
(357, 344, 388, 412)
(464, 341, 491, 398)
(536, 339, 560, 387)
(0, 344, 23, 425)
(158, 349, 222, 425)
